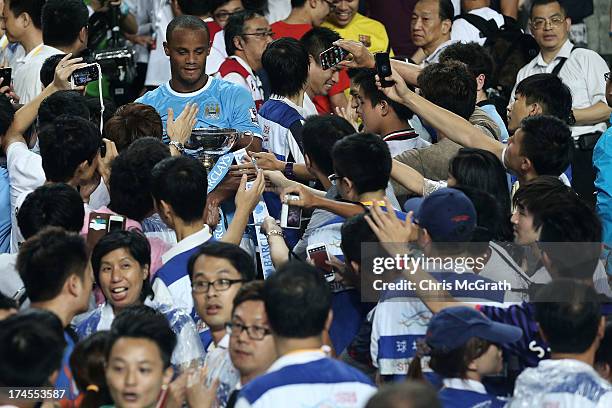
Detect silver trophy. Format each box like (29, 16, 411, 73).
(186, 128, 253, 171)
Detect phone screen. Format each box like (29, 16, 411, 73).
(108, 218, 124, 232)
(286, 204, 302, 228)
(308, 246, 331, 272)
(0, 68, 11, 88)
(320, 46, 349, 70)
(89, 217, 108, 232)
(72, 65, 99, 86)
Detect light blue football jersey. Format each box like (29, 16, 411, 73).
(136, 77, 262, 137)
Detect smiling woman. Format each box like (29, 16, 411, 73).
(76, 230, 205, 372)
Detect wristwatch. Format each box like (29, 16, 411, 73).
(169, 140, 185, 153)
(283, 162, 294, 179)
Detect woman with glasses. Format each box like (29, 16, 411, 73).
(76, 230, 205, 372)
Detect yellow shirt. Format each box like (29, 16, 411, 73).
(323, 13, 393, 55)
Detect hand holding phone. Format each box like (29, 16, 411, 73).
(307, 243, 335, 282)
(320, 45, 350, 70)
(0, 67, 11, 89)
(375, 52, 394, 88)
(70, 63, 100, 87)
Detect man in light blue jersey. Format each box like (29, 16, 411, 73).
(235, 261, 376, 408)
(136, 15, 263, 227)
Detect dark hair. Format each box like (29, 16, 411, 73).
(8, 0, 45, 29)
(0, 94, 15, 136)
(177, 0, 210, 16)
(225, 10, 263, 56)
(302, 115, 355, 176)
(17, 227, 88, 302)
(365, 381, 441, 408)
(104, 103, 163, 152)
(38, 90, 90, 129)
(69, 331, 113, 408)
(439, 42, 494, 88)
(85, 97, 117, 132)
(40, 53, 66, 87)
(209, 0, 237, 12)
(453, 185, 507, 246)
(341, 213, 378, 265)
(166, 14, 209, 44)
(188, 241, 256, 281)
(232, 280, 265, 312)
(107, 308, 176, 369)
(151, 156, 208, 223)
(417, 60, 476, 119)
(17, 183, 85, 240)
(332, 133, 391, 195)
(38, 115, 101, 182)
(42, 0, 89, 47)
(530, 0, 566, 17)
(449, 148, 512, 240)
(91, 231, 153, 303)
(436, 0, 455, 21)
(0, 292, 17, 311)
(515, 74, 573, 125)
(428, 337, 493, 378)
(519, 115, 573, 176)
(512, 176, 574, 230)
(534, 280, 601, 354)
(109, 137, 171, 221)
(300, 27, 341, 64)
(595, 323, 612, 371)
(291, 0, 307, 7)
(263, 261, 331, 338)
(537, 197, 602, 280)
(352, 68, 414, 121)
(0, 311, 65, 387)
(262, 38, 309, 97)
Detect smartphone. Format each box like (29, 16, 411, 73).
(319, 45, 349, 70)
(71, 63, 100, 87)
(307, 243, 335, 283)
(108, 215, 126, 232)
(375, 52, 394, 88)
(0, 67, 11, 88)
(100, 140, 107, 158)
(87, 212, 110, 252)
(280, 194, 302, 229)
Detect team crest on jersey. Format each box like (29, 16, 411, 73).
(359, 34, 371, 48)
(249, 107, 258, 124)
(204, 103, 221, 119)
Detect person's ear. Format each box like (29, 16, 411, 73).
(79, 26, 88, 45)
(597, 316, 606, 340)
(233, 35, 244, 52)
(67, 273, 82, 298)
(475, 73, 486, 92)
(163, 42, 170, 57)
(520, 156, 533, 174)
(142, 264, 150, 281)
(564, 16, 572, 32)
(308, 0, 318, 10)
(441, 19, 452, 35)
(342, 177, 354, 194)
(379, 100, 389, 117)
(308, 54, 317, 69)
(527, 102, 542, 117)
(159, 200, 174, 220)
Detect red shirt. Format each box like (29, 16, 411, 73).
(271, 21, 312, 40)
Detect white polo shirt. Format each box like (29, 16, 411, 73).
(13, 44, 62, 103)
(512, 39, 609, 139)
(420, 39, 458, 67)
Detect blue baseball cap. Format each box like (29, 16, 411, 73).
(426, 306, 522, 352)
(413, 188, 476, 242)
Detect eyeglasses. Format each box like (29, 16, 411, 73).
(605, 72, 612, 82)
(213, 9, 245, 22)
(192, 278, 244, 294)
(328, 173, 342, 184)
(530, 15, 565, 30)
(226, 321, 271, 340)
(241, 31, 275, 39)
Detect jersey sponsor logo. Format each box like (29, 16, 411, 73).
(359, 34, 371, 48)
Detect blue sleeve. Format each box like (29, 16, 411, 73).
(224, 85, 262, 138)
(0, 169, 10, 253)
(594, 131, 612, 244)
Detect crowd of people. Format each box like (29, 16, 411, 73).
(0, 0, 611, 407)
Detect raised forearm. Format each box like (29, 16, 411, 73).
(310, 195, 365, 218)
(391, 159, 425, 195)
(573, 102, 612, 126)
(391, 59, 422, 87)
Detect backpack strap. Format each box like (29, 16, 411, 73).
(551, 46, 577, 77)
(455, 13, 499, 40)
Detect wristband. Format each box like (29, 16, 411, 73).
(169, 140, 185, 153)
(266, 229, 284, 238)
